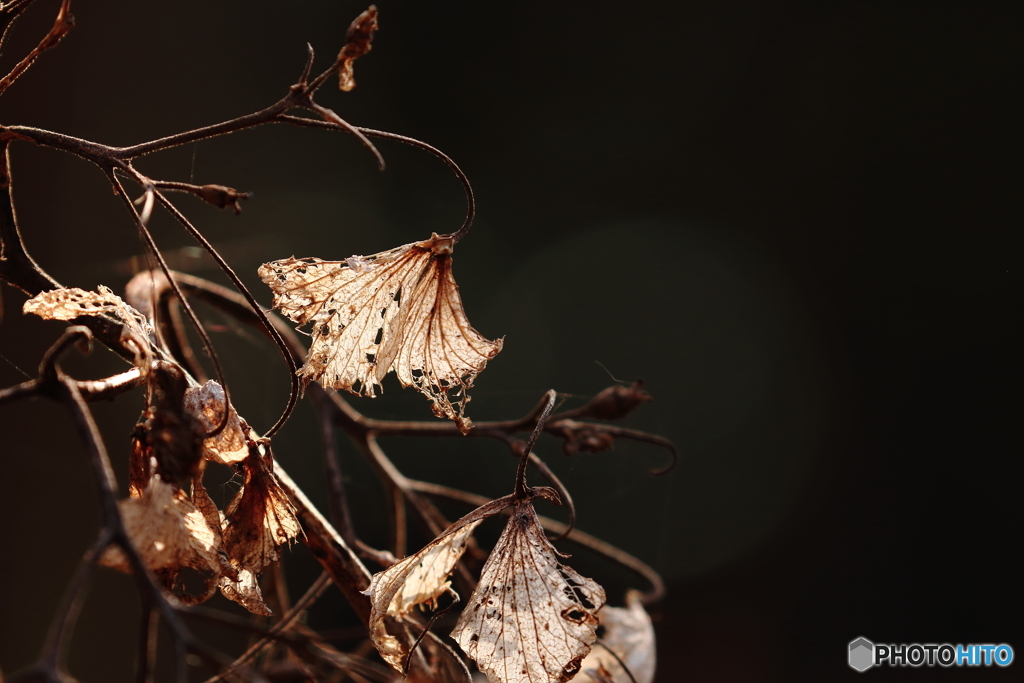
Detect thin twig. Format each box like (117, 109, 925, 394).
(0, 0, 73, 96)
(278, 118, 476, 243)
(201, 571, 333, 683)
(145, 184, 299, 437)
(108, 172, 232, 438)
(0, 367, 142, 406)
(515, 390, 557, 499)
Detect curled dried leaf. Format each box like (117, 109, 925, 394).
(23, 285, 154, 367)
(337, 5, 378, 91)
(183, 380, 249, 465)
(364, 520, 483, 671)
(260, 233, 503, 433)
(219, 568, 272, 617)
(219, 448, 301, 615)
(452, 501, 606, 683)
(578, 590, 656, 683)
(100, 476, 223, 605)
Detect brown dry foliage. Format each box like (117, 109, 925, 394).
(0, 5, 672, 683)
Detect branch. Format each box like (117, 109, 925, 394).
(0, 366, 142, 406)
(0, 0, 73, 96)
(274, 465, 373, 624)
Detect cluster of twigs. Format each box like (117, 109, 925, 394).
(0, 3, 674, 681)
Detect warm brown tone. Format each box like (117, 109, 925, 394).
(0, 3, 670, 682)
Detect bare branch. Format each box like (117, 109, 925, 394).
(0, 0, 74, 96)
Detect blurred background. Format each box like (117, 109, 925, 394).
(0, 1, 1019, 681)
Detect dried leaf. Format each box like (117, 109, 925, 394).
(364, 519, 483, 671)
(260, 233, 503, 433)
(578, 591, 656, 683)
(100, 476, 223, 604)
(452, 501, 606, 683)
(23, 285, 153, 363)
(191, 474, 238, 582)
(183, 380, 249, 465)
(219, 449, 301, 615)
(337, 5, 379, 92)
(219, 568, 272, 617)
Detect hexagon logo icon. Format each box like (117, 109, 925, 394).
(849, 637, 875, 672)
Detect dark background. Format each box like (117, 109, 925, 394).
(0, 1, 1019, 681)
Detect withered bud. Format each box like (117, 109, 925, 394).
(550, 422, 617, 457)
(197, 184, 250, 214)
(579, 380, 651, 421)
(337, 5, 379, 92)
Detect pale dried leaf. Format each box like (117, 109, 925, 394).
(578, 591, 656, 683)
(259, 233, 503, 434)
(191, 474, 238, 582)
(23, 286, 153, 362)
(182, 380, 249, 465)
(219, 568, 272, 617)
(219, 451, 301, 614)
(364, 520, 483, 671)
(100, 476, 223, 604)
(452, 502, 606, 683)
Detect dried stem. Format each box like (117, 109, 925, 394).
(515, 390, 557, 499)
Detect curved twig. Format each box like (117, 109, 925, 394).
(278, 117, 476, 243)
(145, 183, 300, 437)
(515, 390, 557, 499)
